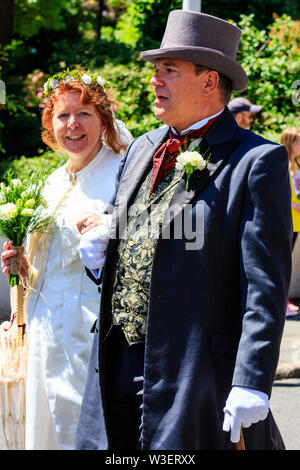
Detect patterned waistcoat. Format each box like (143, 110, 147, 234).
(111, 166, 182, 344)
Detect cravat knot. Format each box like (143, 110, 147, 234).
(150, 116, 218, 194)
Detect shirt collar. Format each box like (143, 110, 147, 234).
(171, 108, 225, 136)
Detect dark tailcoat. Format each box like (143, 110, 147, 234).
(76, 108, 292, 450)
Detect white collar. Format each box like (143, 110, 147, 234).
(171, 108, 224, 136)
(64, 145, 111, 181)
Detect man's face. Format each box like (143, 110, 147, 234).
(150, 58, 208, 133)
(235, 111, 254, 129)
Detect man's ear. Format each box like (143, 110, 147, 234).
(234, 112, 243, 126)
(201, 70, 219, 97)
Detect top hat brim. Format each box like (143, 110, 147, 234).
(140, 46, 248, 92)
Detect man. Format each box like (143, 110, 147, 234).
(228, 97, 262, 129)
(76, 10, 292, 450)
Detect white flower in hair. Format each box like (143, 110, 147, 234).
(63, 75, 74, 84)
(81, 73, 92, 85)
(97, 76, 105, 87)
(50, 79, 59, 90)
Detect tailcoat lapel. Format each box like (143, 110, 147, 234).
(112, 126, 169, 238)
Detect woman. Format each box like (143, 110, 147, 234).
(281, 127, 300, 317)
(1, 69, 132, 449)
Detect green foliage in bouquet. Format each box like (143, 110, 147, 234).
(0, 171, 53, 286)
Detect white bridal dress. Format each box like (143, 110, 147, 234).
(25, 146, 121, 450)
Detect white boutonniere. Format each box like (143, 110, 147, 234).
(175, 141, 211, 191)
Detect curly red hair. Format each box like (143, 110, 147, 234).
(41, 79, 127, 154)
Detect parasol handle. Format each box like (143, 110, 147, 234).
(10, 285, 25, 344)
(10, 247, 26, 344)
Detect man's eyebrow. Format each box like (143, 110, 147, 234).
(154, 60, 178, 69)
(162, 61, 177, 66)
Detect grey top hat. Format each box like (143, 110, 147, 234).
(140, 10, 248, 92)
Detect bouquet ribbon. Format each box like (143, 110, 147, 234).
(9, 247, 26, 343)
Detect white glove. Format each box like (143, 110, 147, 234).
(79, 224, 109, 272)
(223, 386, 270, 443)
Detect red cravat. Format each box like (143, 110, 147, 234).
(151, 116, 218, 194)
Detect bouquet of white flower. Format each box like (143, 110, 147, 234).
(0, 172, 52, 287)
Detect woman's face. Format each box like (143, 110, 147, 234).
(52, 91, 103, 170)
(291, 136, 300, 158)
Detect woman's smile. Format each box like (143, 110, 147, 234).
(52, 91, 103, 171)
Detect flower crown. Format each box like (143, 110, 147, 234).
(43, 69, 109, 97)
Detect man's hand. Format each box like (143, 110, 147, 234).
(222, 386, 270, 443)
(78, 224, 109, 272)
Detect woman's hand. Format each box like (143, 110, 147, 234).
(1, 241, 29, 279)
(76, 213, 104, 235)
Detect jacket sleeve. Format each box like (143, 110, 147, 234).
(232, 144, 292, 397)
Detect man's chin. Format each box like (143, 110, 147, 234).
(154, 109, 172, 127)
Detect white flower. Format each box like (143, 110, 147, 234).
(50, 79, 59, 90)
(176, 150, 208, 191)
(63, 75, 74, 84)
(24, 198, 35, 208)
(0, 192, 6, 203)
(27, 183, 37, 195)
(0, 182, 6, 193)
(11, 178, 22, 188)
(0, 203, 18, 219)
(97, 76, 105, 87)
(43, 81, 48, 91)
(81, 74, 92, 85)
(21, 208, 34, 217)
(176, 151, 207, 172)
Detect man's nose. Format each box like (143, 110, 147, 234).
(150, 73, 165, 87)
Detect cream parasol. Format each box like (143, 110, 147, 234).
(0, 173, 51, 450)
(0, 253, 27, 450)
